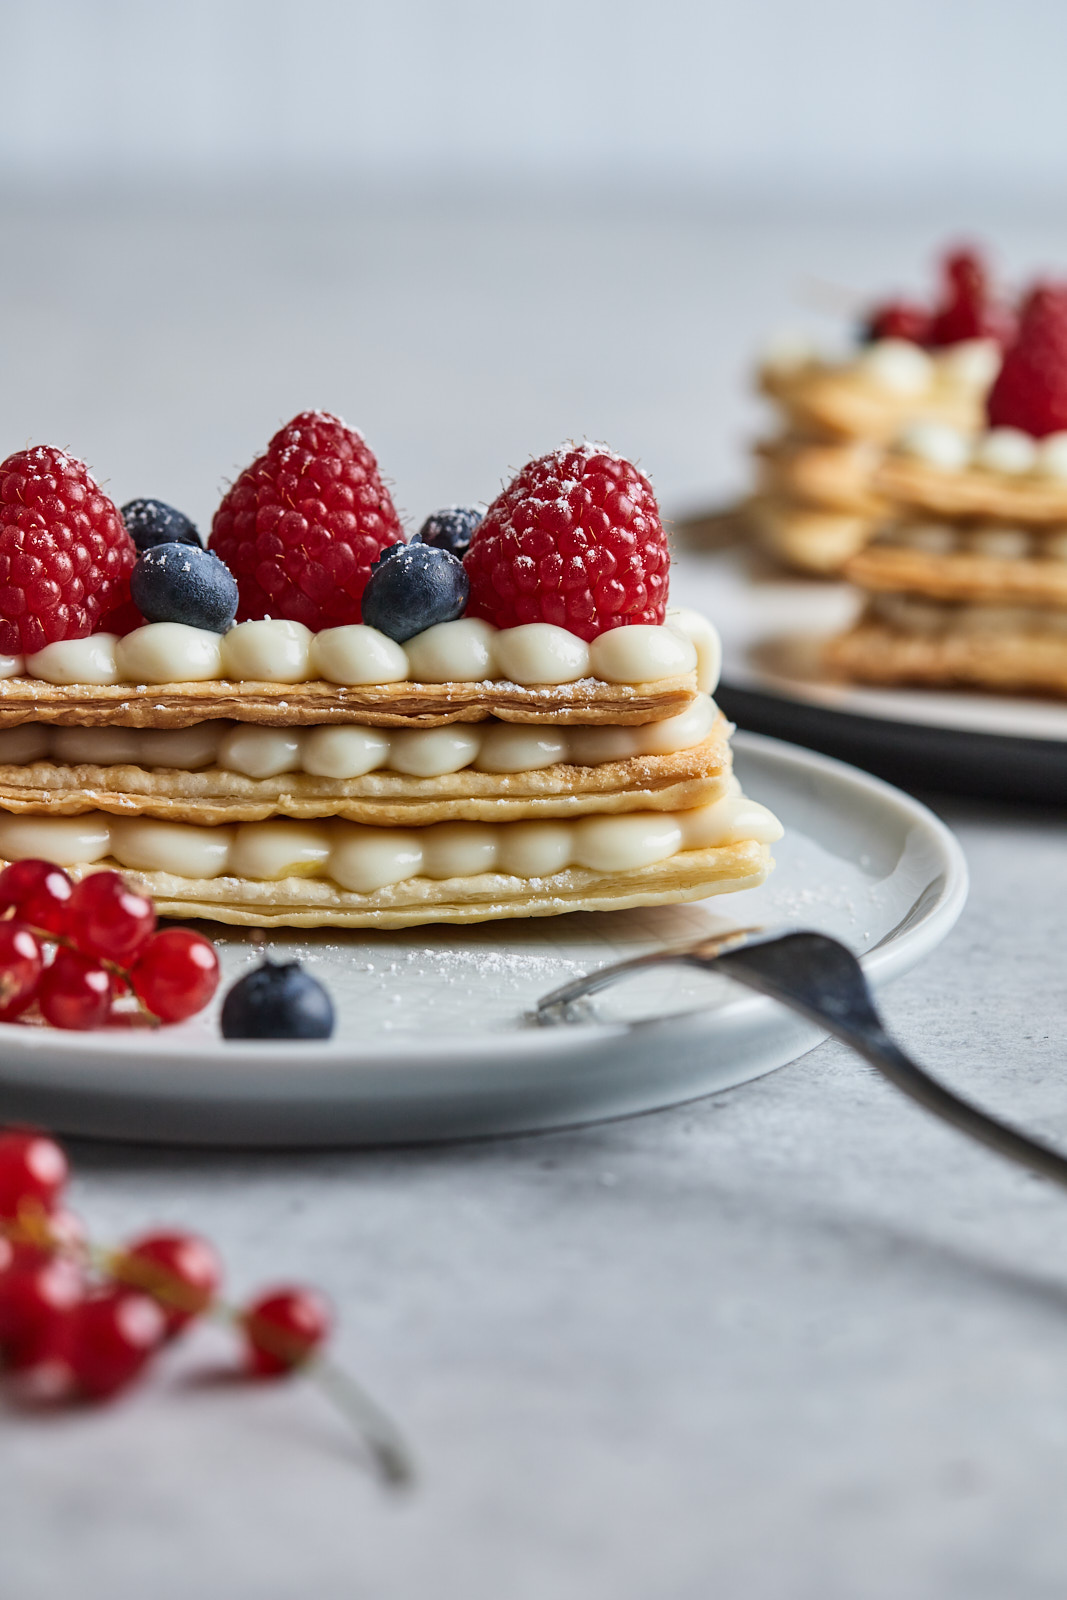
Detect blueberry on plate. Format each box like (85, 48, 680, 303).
(220, 960, 335, 1041)
(360, 539, 469, 643)
(121, 498, 202, 552)
(417, 506, 483, 559)
(130, 542, 239, 634)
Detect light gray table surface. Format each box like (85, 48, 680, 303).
(1, 187, 1066, 1600)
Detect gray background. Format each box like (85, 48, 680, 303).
(5, 0, 1067, 200)
(2, 5, 1067, 1598)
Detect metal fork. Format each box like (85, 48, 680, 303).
(535, 929, 1067, 1190)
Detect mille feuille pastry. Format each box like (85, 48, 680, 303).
(743, 247, 1012, 574)
(0, 422, 781, 928)
(825, 285, 1067, 695)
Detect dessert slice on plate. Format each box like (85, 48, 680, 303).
(742, 247, 1012, 573)
(0, 422, 781, 926)
(826, 287, 1067, 695)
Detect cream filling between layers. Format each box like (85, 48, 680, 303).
(0, 696, 718, 780)
(7, 609, 721, 695)
(0, 790, 783, 890)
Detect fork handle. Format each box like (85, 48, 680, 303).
(715, 939, 1067, 1192)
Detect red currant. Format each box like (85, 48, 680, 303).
(0, 859, 73, 936)
(67, 1288, 167, 1399)
(37, 949, 112, 1031)
(69, 871, 156, 965)
(241, 1286, 332, 1377)
(0, 1255, 84, 1367)
(112, 1230, 222, 1335)
(130, 928, 220, 1023)
(0, 1130, 68, 1219)
(0, 922, 44, 1021)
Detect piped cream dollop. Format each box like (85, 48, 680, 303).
(115, 623, 223, 684)
(895, 421, 970, 472)
(220, 619, 315, 683)
(26, 635, 121, 686)
(859, 339, 933, 395)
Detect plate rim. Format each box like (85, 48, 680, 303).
(682, 543, 1067, 748)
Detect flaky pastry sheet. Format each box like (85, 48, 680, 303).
(760, 365, 981, 443)
(31, 840, 773, 928)
(0, 674, 697, 731)
(745, 495, 877, 574)
(875, 456, 1067, 525)
(846, 546, 1067, 606)
(824, 621, 1067, 695)
(0, 732, 732, 825)
(754, 435, 885, 515)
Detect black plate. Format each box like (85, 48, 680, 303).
(716, 681, 1067, 803)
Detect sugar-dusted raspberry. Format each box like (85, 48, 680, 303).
(0, 448, 136, 657)
(462, 443, 670, 640)
(208, 412, 403, 629)
(928, 247, 1014, 348)
(986, 284, 1067, 437)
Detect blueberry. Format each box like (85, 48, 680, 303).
(221, 959, 335, 1041)
(417, 506, 483, 559)
(130, 543, 239, 634)
(121, 498, 202, 552)
(360, 540, 469, 643)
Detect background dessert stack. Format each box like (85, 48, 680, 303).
(825, 286, 1067, 697)
(744, 248, 1012, 573)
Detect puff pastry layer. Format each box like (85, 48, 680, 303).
(745, 495, 877, 574)
(846, 545, 1067, 606)
(760, 364, 981, 443)
(824, 621, 1067, 694)
(755, 434, 885, 515)
(875, 455, 1067, 525)
(32, 840, 773, 929)
(0, 675, 697, 731)
(0, 732, 731, 826)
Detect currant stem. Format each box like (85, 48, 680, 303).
(311, 1354, 416, 1488)
(214, 1300, 416, 1490)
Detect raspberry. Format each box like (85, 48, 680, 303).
(928, 247, 1014, 348)
(863, 300, 932, 346)
(986, 285, 1067, 437)
(462, 443, 670, 640)
(209, 412, 403, 629)
(0, 447, 136, 657)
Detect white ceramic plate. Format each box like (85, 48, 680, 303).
(0, 733, 967, 1147)
(677, 547, 1067, 800)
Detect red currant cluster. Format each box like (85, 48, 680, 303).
(0, 1127, 411, 1482)
(0, 1126, 328, 1395)
(0, 859, 219, 1029)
